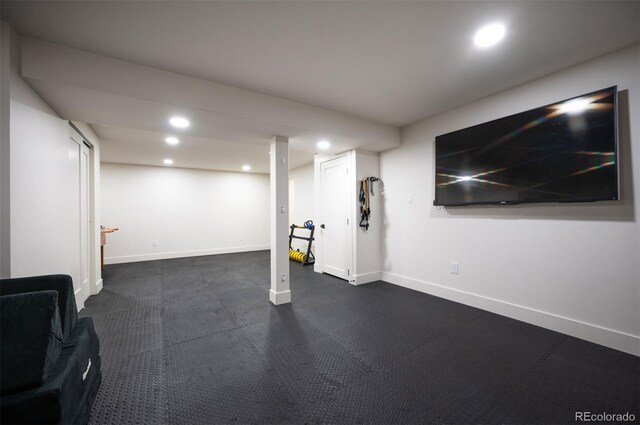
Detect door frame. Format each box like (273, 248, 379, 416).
(314, 152, 354, 283)
(69, 124, 96, 308)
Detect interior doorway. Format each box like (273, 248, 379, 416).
(69, 127, 93, 309)
(319, 155, 352, 280)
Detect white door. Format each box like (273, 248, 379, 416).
(69, 134, 91, 310)
(79, 143, 91, 301)
(320, 156, 351, 280)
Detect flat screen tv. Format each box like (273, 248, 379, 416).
(434, 86, 618, 206)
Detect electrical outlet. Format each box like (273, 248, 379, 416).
(408, 194, 414, 204)
(451, 262, 459, 275)
(152, 240, 158, 247)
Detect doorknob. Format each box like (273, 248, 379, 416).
(320, 224, 325, 229)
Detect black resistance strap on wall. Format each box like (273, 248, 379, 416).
(359, 177, 380, 231)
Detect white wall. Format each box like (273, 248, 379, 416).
(100, 163, 270, 263)
(2, 22, 103, 307)
(352, 150, 382, 284)
(380, 45, 640, 355)
(0, 22, 12, 278)
(10, 93, 74, 277)
(289, 163, 315, 253)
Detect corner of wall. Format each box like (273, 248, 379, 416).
(353, 150, 382, 282)
(0, 22, 12, 278)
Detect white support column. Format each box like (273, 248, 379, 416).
(269, 136, 291, 305)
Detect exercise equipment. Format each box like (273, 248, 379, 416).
(288, 221, 315, 265)
(359, 177, 379, 231)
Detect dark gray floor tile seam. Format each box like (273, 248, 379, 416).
(577, 380, 629, 406)
(289, 364, 379, 415)
(518, 333, 570, 378)
(163, 322, 246, 350)
(284, 312, 387, 372)
(238, 317, 381, 413)
(285, 382, 350, 415)
(336, 300, 510, 370)
(216, 325, 316, 416)
(253, 358, 350, 414)
(201, 299, 253, 336)
(294, 329, 381, 377)
(218, 303, 272, 329)
(348, 340, 422, 371)
(337, 315, 490, 376)
(311, 301, 486, 374)
(231, 311, 351, 410)
(157, 261, 175, 425)
(376, 300, 487, 332)
(94, 317, 162, 337)
(85, 295, 161, 316)
(161, 270, 244, 335)
(473, 333, 572, 420)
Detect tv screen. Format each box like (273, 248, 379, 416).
(434, 86, 618, 206)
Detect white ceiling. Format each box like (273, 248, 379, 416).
(18, 36, 396, 172)
(2, 1, 639, 173)
(3, 1, 638, 127)
(93, 125, 313, 174)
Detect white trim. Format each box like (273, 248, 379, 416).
(352, 271, 382, 286)
(94, 278, 103, 294)
(381, 271, 640, 356)
(105, 245, 269, 265)
(315, 152, 354, 279)
(269, 288, 292, 305)
(75, 287, 85, 311)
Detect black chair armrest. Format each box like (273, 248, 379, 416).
(1, 291, 64, 395)
(0, 275, 78, 340)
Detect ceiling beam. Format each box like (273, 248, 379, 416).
(19, 37, 400, 151)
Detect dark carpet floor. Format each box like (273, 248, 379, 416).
(81, 251, 639, 424)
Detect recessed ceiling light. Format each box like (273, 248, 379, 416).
(165, 137, 180, 145)
(317, 140, 331, 150)
(169, 116, 190, 128)
(163, 159, 174, 165)
(474, 23, 506, 48)
(242, 165, 251, 171)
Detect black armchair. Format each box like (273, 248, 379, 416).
(1, 275, 102, 424)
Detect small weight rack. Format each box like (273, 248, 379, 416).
(288, 222, 315, 266)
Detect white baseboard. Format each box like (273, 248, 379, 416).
(269, 289, 292, 305)
(93, 278, 103, 295)
(74, 286, 85, 311)
(105, 245, 270, 265)
(381, 271, 640, 356)
(352, 271, 382, 285)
